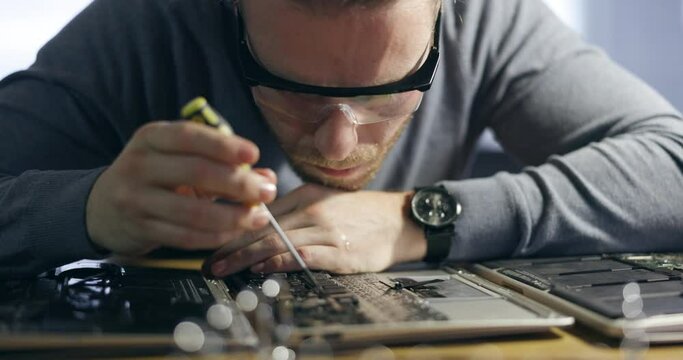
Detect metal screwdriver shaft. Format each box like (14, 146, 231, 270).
(181, 97, 324, 296)
(258, 203, 322, 292)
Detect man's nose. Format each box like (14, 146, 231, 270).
(314, 104, 359, 161)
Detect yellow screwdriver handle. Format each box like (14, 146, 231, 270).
(181, 96, 251, 171)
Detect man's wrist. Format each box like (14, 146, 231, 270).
(398, 191, 428, 262)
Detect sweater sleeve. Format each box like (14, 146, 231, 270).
(0, 170, 107, 278)
(0, 76, 115, 277)
(0, 0, 134, 277)
(441, 0, 683, 261)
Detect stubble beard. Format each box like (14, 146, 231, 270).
(282, 119, 411, 191)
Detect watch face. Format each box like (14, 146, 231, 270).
(411, 187, 461, 227)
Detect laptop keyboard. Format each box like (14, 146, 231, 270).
(335, 274, 448, 322)
(485, 254, 683, 319)
(225, 272, 447, 327)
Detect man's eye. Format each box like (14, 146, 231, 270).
(279, 90, 320, 103)
(355, 94, 394, 105)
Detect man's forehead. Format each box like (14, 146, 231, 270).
(240, 0, 438, 87)
(287, 0, 398, 11)
(241, 0, 439, 16)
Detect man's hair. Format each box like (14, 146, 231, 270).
(291, 0, 398, 9)
(285, 0, 441, 13)
(236, 0, 442, 23)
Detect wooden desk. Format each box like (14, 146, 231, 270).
(107, 257, 683, 360)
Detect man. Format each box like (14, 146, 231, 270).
(0, 0, 681, 278)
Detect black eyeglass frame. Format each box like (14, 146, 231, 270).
(235, 8, 441, 98)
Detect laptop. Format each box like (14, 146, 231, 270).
(0, 259, 572, 352)
(471, 253, 683, 344)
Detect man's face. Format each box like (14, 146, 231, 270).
(241, 0, 437, 190)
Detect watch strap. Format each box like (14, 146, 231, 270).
(424, 225, 453, 263)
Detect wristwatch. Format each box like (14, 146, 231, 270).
(409, 185, 462, 263)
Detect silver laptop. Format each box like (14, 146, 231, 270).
(472, 253, 683, 344)
(0, 260, 572, 352)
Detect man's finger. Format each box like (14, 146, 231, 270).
(205, 207, 316, 262)
(267, 184, 337, 217)
(135, 187, 269, 232)
(132, 217, 244, 250)
(208, 227, 340, 277)
(249, 246, 340, 273)
(253, 168, 278, 185)
(131, 152, 275, 203)
(135, 121, 260, 165)
(266, 185, 309, 217)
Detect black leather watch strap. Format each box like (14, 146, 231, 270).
(424, 225, 453, 263)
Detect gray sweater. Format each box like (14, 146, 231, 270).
(1, 0, 681, 277)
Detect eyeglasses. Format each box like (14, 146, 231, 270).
(234, 7, 441, 98)
(252, 86, 424, 126)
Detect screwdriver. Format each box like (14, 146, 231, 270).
(181, 97, 324, 296)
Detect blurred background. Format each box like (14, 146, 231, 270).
(1, 0, 681, 174)
(0, 0, 92, 80)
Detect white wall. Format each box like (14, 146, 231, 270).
(543, 0, 585, 34)
(0, 0, 92, 79)
(545, 0, 683, 111)
(580, 0, 683, 111)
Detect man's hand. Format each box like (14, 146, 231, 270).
(86, 121, 277, 255)
(204, 184, 427, 277)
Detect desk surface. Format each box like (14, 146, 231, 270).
(101, 257, 683, 360)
